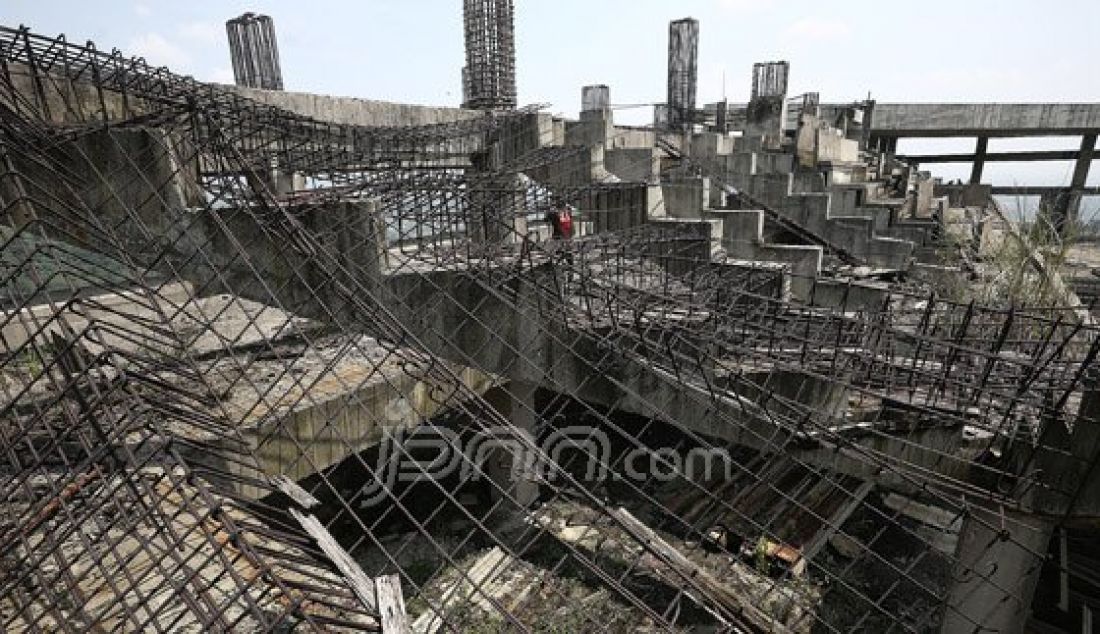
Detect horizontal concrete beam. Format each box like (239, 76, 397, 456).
(900, 150, 1084, 163)
(383, 265, 969, 494)
(868, 103, 1100, 137)
(225, 85, 480, 127)
(991, 185, 1100, 196)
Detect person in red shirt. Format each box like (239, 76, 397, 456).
(545, 197, 574, 239)
(544, 197, 575, 265)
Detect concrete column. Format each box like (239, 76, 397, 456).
(482, 381, 540, 508)
(576, 85, 613, 147)
(940, 506, 1053, 634)
(264, 158, 305, 199)
(1058, 133, 1097, 231)
(716, 99, 729, 134)
(1071, 133, 1097, 191)
(462, 0, 517, 110)
(467, 145, 523, 244)
(667, 18, 700, 131)
(969, 136, 989, 184)
(859, 100, 876, 152)
(226, 13, 284, 90)
(581, 84, 610, 116)
(745, 61, 789, 150)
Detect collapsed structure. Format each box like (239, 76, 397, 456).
(2, 7, 1100, 633)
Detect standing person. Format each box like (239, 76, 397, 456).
(544, 197, 575, 265)
(545, 197, 574, 240)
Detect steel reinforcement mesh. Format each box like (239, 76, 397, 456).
(1, 24, 1099, 634)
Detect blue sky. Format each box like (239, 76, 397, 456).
(4, 0, 1099, 192)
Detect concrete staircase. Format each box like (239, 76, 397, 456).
(828, 183, 938, 250)
(703, 209, 822, 298)
(738, 171, 917, 270)
(658, 137, 931, 264)
(514, 119, 933, 305)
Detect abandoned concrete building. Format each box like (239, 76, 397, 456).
(2, 3, 1100, 632)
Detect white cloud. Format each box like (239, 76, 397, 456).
(127, 33, 191, 71)
(785, 17, 851, 41)
(134, 3, 151, 17)
(178, 21, 222, 45)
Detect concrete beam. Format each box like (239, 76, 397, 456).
(226, 86, 480, 127)
(868, 103, 1100, 137)
(991, 185, 1100, 196)
(901, 149, 1082, 164)
(381, 265, 968, 493)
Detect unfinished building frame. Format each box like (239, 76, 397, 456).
(2, 13, 1100, 634)
(462, 0, 516, 111)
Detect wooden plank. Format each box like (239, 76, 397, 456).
(290, 508, 377, 612)
(411, 547, 511, 634)
(374, 574, 408, 633)
(608, 507, 790, 633)
(269, 474, 320, 509)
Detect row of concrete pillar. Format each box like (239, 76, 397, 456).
(876, 131, 1096, 232)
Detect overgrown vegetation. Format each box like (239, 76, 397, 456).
(933, 197, 1083, 309)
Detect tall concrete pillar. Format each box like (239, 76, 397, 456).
(941, 506, 1053, 634)
(969, 137, 989, 184)
(463, 0, 522, 242)
(745, 61, 789, 149)
(462, 0, 517, 110)
(226, 13, 284, 90)
(666, 18, 699, 131)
